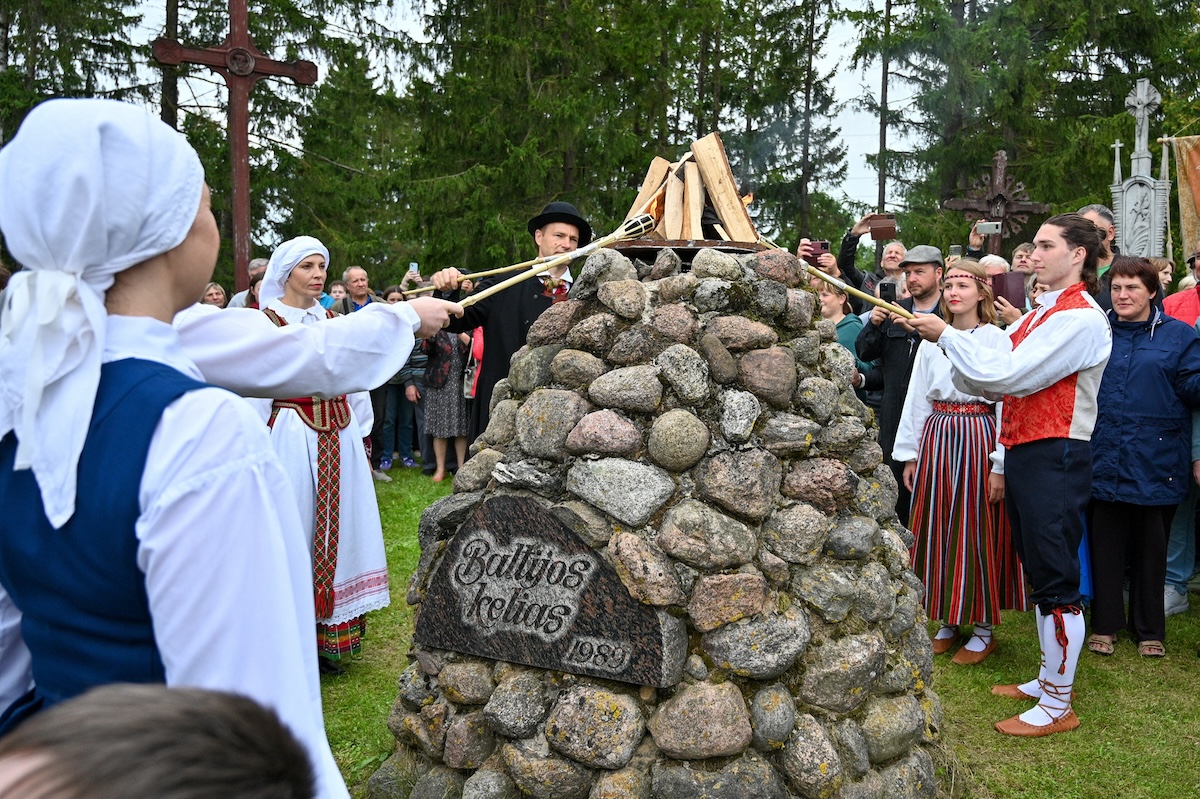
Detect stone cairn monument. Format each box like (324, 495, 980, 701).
(371, 245, 941, 799)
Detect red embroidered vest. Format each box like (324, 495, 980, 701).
(1000, 283, 1094, 447)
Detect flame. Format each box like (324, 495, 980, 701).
(645, 191, 666, 223)
(742, 192, 754, 207)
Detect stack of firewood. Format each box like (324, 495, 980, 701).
(624, 132, 759, 244)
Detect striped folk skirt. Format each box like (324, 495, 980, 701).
(908, 401, 1029, 625)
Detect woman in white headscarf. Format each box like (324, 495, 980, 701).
(258, 237, 389, 670)
(0, 99, 347, 799)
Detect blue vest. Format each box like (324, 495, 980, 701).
(0, 358, 208, 734)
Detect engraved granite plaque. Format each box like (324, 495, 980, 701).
(414, 495, 685, 687)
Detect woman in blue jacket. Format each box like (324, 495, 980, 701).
(1088, 256, 1200, 658)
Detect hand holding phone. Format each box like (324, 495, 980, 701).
(803, 240, 831, 267)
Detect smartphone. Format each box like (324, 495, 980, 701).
(992, 271, 1026, 308)
(976, 221, 1002, 235)
(949, 245, 963, 257)
(868, 213, 897, 240)
(803, 240, 831, 267)
(879, 282, 897, 304)
(408, 262, 420, 274)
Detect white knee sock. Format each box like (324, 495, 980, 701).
(1016, 608, 1046, 698)
(1019, 607, 1082, 725)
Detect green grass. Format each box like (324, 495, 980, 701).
(323, 478, 1200, 798)
(320, 466, 452, 795)
(932, 609, 1200, 799)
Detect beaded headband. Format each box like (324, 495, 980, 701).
(944, 268, 991, 287)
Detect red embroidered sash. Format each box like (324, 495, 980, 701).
(262, 306, 349, 618)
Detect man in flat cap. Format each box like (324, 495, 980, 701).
(856, 244, 945, 519)
(432, 201, 592, 442)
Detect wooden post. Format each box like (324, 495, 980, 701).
(152, 0, 318, 291)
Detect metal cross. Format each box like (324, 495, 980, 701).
(152, 1, 318, 291)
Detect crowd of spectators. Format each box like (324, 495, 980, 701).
(804, 208, 1200, 688)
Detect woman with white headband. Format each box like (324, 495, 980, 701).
(258, 237, 389, 671)
(0, 99, 348, 799)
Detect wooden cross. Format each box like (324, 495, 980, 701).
(943, 150, 1050, 255)
(152, 1, 318, 291)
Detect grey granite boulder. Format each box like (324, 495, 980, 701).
(646, 409, 709, 472)
(718, 389, 761, 444)
(658, 499, 757, 569)
(694, 449, 781, 522)
(778, 714, 843, 799)
(544, 685, 644, 769)
(565, 458, 675, 527)
(750, 684, 796, 752)
(609, 532, 687, 606)
(647, 681, 752, 759)
(763, 503, 830, 565)
(701, 606, 811, 679)
(654, 344, 710, 405)
(484, 672, 549, 740)
(799, 633, 887, 714)
(516, 389, 590, 461)
(588, 365, 663, 413)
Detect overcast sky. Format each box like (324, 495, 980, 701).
(136, 3, 899, 214)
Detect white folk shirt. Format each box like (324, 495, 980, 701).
(893, 323, 1011, 474)
(0, 315, 350, 799)
(174, 300, 422, 399)
(936, 286, 1112, 409)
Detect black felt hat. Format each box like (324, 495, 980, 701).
(527, 201, 592, 247)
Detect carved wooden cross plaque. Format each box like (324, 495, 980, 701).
(943, 150, 1050, 255)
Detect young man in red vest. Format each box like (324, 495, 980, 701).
(909, 213, 1111, 737)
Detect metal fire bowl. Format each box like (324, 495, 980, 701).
(612, 238, 770, 264)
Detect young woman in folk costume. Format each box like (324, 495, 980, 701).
(893, 259, 1028, 665)
(258, 238, 389, 669)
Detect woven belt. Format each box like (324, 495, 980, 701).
(932, 401, 992, 415)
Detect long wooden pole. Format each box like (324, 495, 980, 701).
(404, 256, 549, 295)
(758, 236, 914, 319)
(803, 264, 915, 320)
(461, 213, 656, 308)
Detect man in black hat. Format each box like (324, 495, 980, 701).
(431, 201, 592, 442)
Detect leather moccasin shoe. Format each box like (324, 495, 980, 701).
(952, 637, 997, 665)
(932, 636, 958, 655)
(991, 684, 1038, 701)
(994, 708, 1079, 737)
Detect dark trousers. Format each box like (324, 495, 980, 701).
(1004, 438, 1091, 613)
(889, 458, 911, 523)
(368, 386, 387, 467)
(1089, 499, 1175, 641)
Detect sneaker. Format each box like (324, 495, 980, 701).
(401, 457, 418, 468)
(379, 457, 393, 471)
(372, 469, 392, 483)
(1165, 586, 1189, 617)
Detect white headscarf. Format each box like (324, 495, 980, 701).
(259, 236, 330, 307)
(0, 99, 204, 528)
